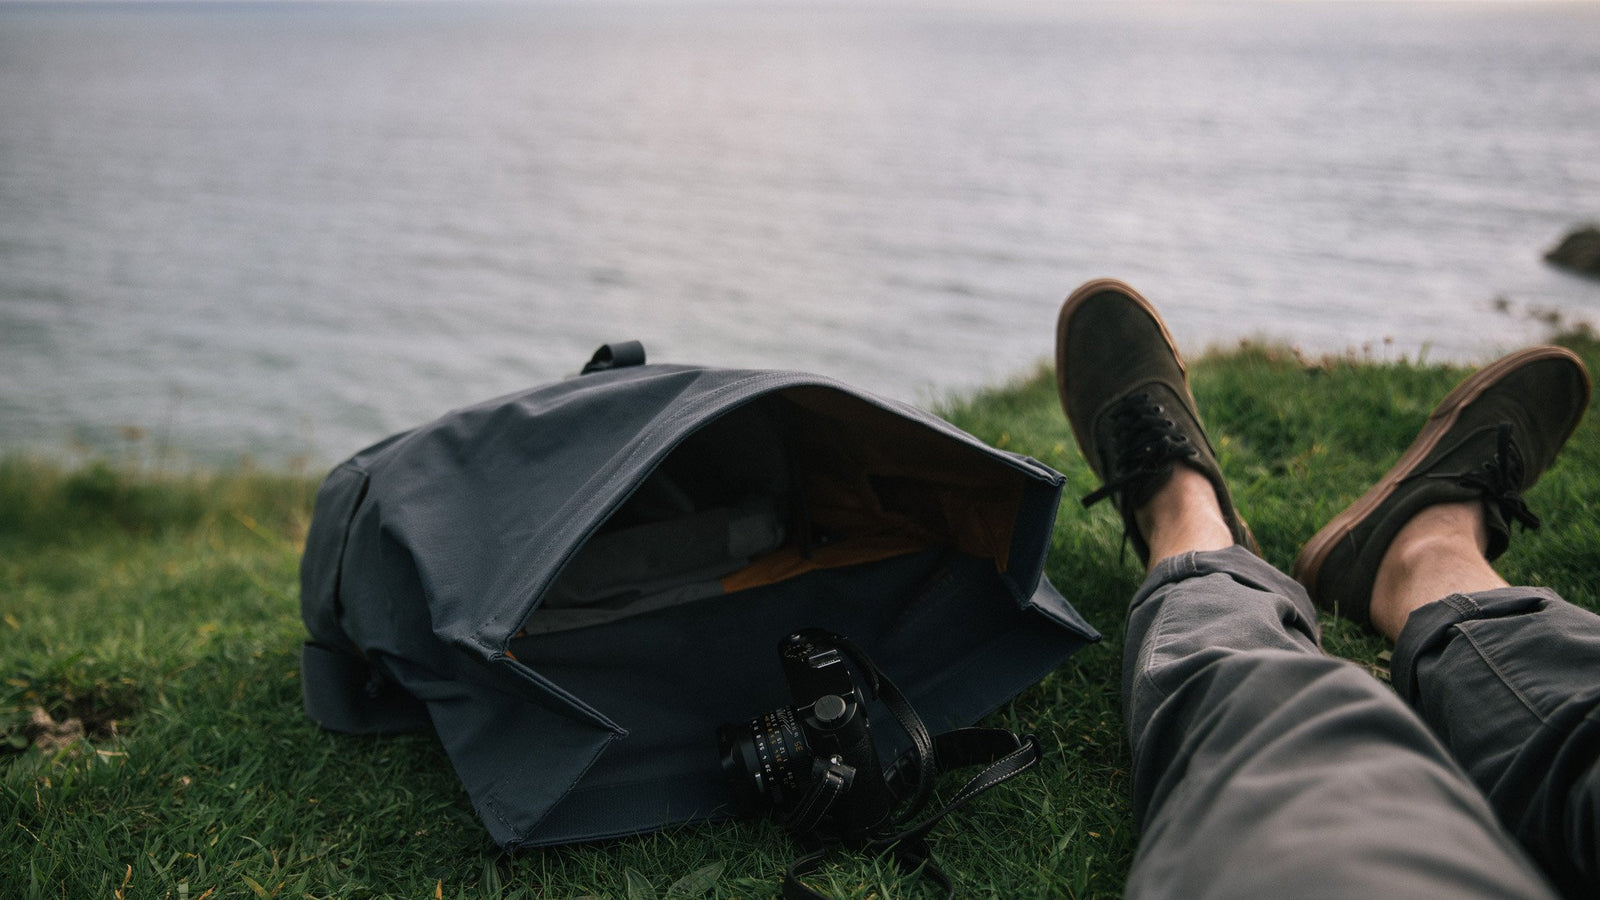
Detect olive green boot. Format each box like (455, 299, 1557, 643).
(1055, 278, 1258, 565)
(1294, 345, 1591, 629)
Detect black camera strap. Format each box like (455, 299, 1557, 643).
(779, 730, 1041, 900)
(778, 635, 1044, 899)
(776, 759, 856, 836)
(879, 728, 1041, 847)
(833, 635, 938, 824)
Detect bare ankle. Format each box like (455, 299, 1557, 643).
(1369, 502, 1508, 641)
(1136, 465, 1234, 569)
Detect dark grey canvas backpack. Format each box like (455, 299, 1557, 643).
(299, 344, 1098, 851)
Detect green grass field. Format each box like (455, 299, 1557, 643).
(5, 331, 1599, 899)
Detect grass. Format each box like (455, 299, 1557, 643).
(5, 329, 1600, 899)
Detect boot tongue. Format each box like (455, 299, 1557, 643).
(1119, 463, 1179, 565)
(1078, 390, 1203, 566)
(1123, 462, 1179, 514)
(1481, 499, 1512, 562)
(1449, 424, 1541, 562)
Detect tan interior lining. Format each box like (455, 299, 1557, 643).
(717, 386, 1023, 593)
(521, 386, 1026, 633)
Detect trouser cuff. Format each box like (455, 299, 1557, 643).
(1134, 544, 1315, 622)
(1389, 587, 1564, 704)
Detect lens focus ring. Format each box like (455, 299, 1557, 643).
(719, 705, 812, 814)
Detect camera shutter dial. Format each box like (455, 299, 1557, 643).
(813, 693, 849, 727)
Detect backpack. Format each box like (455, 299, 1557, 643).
(299, 343, 1099, 850)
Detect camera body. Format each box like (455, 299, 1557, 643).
(719, 629, 1044, 895)
(717, 630, 896, 841)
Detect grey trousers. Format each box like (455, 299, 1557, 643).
(1123, 545, 1600, 899)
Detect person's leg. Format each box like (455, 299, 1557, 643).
(1392, 574, 1600, 897)
(1058, 279, 1556, 898)
(1125, 485, 1554, 898)
(1296, 345, 1598, 896)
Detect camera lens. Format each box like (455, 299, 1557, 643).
(717, 705, 812, 816)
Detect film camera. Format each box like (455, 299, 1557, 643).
(716, 629, 903, 841)
(718, 629, 1043, 897)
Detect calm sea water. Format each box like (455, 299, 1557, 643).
(3, 1, 1598, 468)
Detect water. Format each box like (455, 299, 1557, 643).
(3, 1, 1598, 469)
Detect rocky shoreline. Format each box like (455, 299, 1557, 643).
(1547, 226, 1600, 278)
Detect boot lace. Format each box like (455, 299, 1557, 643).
(1081, 391, 1198, 511)
(1432, 423, 1542, 533)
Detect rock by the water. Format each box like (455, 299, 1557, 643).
(1545, 226, 1600, 278)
